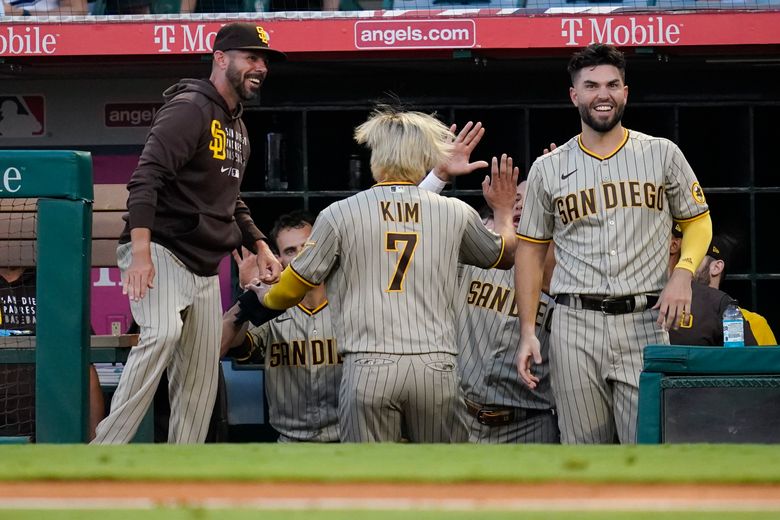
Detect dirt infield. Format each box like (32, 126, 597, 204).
(1, 482, 779, 511)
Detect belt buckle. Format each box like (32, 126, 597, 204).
(477, 409, 511, 426)
(600, 297, 631, 315)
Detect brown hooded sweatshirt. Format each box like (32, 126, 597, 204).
(120, 78, 264, 276)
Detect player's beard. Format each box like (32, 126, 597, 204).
(693, 263, 713, 286)
(226, 61, 260, 102)
(579, 101, 625, 133)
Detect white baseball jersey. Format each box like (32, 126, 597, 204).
(456, 265, 555, 410)
(290, 182, 504, 355)
(244, 302, 341, 442)
(518, 129, 709, 296)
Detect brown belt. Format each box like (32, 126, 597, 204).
(464, 398, 555, 427)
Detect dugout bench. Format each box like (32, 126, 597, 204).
(637, 344, 780, 444)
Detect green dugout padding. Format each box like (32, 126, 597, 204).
(637, 345, 780, 444)
(0, 150, 93, 443)
(0, 150, 93, 200)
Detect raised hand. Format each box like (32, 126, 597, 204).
(433, 121, 489, 181)
(231, 246, 260, 289)
(482, 154, 520, 212)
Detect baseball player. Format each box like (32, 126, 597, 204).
(456, 185, 558, 443)
(667, 226, 757, 346)
(420, 150, 559, 443)
(241, 108, 519, 442)
(93, 23, 284, 444)
(516, 44, 712, 444)
(222, 211, 342, 442)
(693, 234, 776, 345)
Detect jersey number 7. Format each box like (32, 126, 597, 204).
(385, 232, 418, 292)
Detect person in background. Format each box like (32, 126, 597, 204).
(222, 210, 342, 442)
(693, 233, 776, 345)
(3, 0, 86, 16)
(1, 267, 105, 441)
(667, 227, 757, 347)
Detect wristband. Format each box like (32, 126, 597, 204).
(234, 289, 283, 327)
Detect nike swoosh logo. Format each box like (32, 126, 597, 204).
(220, 166, 230, 173)
(275, 315, 292, 322)
(561, 169, 577, 180)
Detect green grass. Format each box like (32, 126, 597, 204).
(1, 444, 780, 483)
(1, 511, 779, 520)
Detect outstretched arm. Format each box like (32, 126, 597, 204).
(419, 121, 489, 192)
(482, 154, 520, 269)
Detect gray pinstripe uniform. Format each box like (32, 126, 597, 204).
(456, 265, 559, 443)
(290, 182, 504, 443)
(96, 242, 222, 444)
(518, 130, 709, 444)
(239, 302, 341, 442)
(93, 79, 262, 444)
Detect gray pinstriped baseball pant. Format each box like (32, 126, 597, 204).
(549, 304, 668, 444)
(92, 242, 221, 444)
(338, 352, 466, 443)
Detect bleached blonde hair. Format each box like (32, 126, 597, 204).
(354, 107, 454, 183)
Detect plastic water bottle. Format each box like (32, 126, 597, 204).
(723, 302, 745, 347)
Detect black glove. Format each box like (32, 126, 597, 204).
(234, 289, 284, 327)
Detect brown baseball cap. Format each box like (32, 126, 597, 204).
(671, 222, 683, 238)
(707, 234, 737, 265)
(213, 23, 286, 61)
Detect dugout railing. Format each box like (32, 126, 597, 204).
(0, 150, 93, 443)
(638, 344, 780, 444)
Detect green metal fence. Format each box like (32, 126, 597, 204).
(0, 150, 93, 443)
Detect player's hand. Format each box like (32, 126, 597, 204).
(542, 143, 557, 156)
(122, 249, 155, 302)
(482, 154, 520, 212)
(232, 247, 261, 289)
(654, 268, 693, 331)
(255, 240, 282, 284)
(517, 334, 542, 389)
(432, 122, 489, 182)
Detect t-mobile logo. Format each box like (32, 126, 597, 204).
(561, 19, 584, 47)
(153, 25, 176, 53)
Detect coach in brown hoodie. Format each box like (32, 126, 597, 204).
(93, 23, 285, 444)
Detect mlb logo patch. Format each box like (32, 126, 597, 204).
(390, 186, 405, 193)
(0, 95, 45, 138)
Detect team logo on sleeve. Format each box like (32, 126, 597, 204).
(296, 241, 316, 258)
(691, 182, 706, 205)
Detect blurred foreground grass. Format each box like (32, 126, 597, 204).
(0, 444, 779, 483)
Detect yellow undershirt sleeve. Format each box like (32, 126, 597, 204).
(262, 266, 311, 310)
(674, 212, 713, 274)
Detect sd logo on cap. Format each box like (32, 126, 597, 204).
(213, 23, 286, 61)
